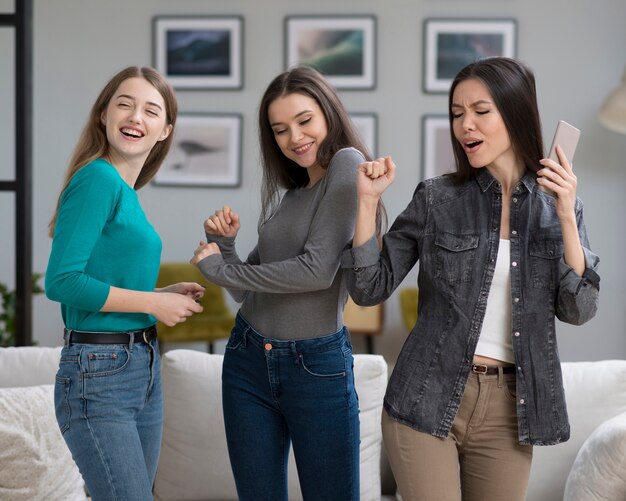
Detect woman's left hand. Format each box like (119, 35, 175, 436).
(156, 282, 205, 299)
(190, 241, 222, 266)
(538, 145, 577, 218)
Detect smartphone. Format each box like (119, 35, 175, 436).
(541, 120, 581, 194)
(548, 120, 580, 164)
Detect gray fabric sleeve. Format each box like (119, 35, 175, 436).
(204, 234, 260, 303)
(198, 149, 361, 293)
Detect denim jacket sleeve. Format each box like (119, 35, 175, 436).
(555, 203, 600, 325)
(341, 182, 428, 306)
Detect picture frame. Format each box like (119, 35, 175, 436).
(153, 16, 243, 90)
(350, 113, 378, 158)
(421, 115, 455, 181)
(423, 18, 516, 93)
(285, 15, 376, 90)
(154, 113, 242, 188)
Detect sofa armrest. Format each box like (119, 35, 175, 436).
(563, 412, 626, 501)
(0, 347, 62, 388)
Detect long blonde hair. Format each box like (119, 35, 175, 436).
(48, 66, 177, 237)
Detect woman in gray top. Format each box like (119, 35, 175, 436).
(191, 66, 384, 501)
(342, 58, 599, 500)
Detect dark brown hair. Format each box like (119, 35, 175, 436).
(448, 57, 544, 183)
(258, 66, 385, 232)
(49, 66, 177, 237)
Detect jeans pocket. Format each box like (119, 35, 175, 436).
(54, 376, 71, 434)
(299, 346, 348, 379)
(81, 345, 131, 377)
(503, 378, 518, 403)
(225, 327, 246, 351)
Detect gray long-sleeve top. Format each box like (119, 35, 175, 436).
(197, 147, 363, 339)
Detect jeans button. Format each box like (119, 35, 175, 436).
(264, 343, 272, 351)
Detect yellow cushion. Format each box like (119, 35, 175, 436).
(399, 288, 418, 331)
(155, 263, 235, 343)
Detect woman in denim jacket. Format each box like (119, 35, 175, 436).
(342, 57, 600, 500)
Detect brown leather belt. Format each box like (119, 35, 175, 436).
(471, 364, 516, 375)
(64, 325, 157, 345)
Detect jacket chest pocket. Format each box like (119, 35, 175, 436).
(529, 239, 563, 290)
(434, 232, 479, 283)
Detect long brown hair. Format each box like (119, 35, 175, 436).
(48, 66, 177, 237)
(258, 66, 385, 233)
(448, 57, 544, 183)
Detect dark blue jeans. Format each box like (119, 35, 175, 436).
(223, 313, 360, 501)
(54, 334, 162, 501)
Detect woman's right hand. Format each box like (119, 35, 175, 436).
(150, 292, 203, 327)
(357, 156, 396, 200)
(204, 205, 240, 238)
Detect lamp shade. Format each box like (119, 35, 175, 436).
(598, 68, 626, 134)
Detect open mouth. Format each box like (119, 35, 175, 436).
(293, 143, 313, 155)
(121, 127, 144, 139)
(464, 140, 483, 149)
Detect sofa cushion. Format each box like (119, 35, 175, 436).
(0, 384, 86, 501)
(154, 350, 387, 501)
(563, 412, 626, 501)
(527, 360, 626, 501)
(0, 346, 62, 388)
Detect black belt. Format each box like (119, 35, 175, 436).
(471, 364, 516, 375)
(64, 325, 157, 345)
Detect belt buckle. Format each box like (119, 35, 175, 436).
(143, 329, 150, 344)
(472, 364, 488, 374)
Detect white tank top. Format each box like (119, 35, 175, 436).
(475, 239, 514, 363)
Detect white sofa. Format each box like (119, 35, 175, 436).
(1, 346, 625, 501)
(0, 347, 389, 501)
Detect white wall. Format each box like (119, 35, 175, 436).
(2, 0, 624, 363)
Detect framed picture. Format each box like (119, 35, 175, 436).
(423, 18, 516, 93)
(350, 113, 378, 157)
(285, 15, 376, 89)
(421, 115, 455, 181)
(154, 113, 242, 187)
(153, 16, 243, 89)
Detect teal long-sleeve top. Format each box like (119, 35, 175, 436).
(45, 158, 162, 332)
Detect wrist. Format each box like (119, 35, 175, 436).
(357, 196, 380, 213)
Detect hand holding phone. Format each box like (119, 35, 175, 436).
(540, 120, 581, 195)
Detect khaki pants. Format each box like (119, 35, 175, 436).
(383, 370, 533, 501)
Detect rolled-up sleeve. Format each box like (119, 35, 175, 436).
(556, 246, 600, 325)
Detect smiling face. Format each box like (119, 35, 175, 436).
(451, 78, 516, 172)
(101, 77, 172, 169)
(267, 92, 328, 186)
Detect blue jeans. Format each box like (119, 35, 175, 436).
(54, 333, 162, 501)
(223, 313, 360, 501)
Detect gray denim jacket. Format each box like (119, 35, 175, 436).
(341, 168, 600, 445)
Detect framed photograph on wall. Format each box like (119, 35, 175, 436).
(154, 113, 242, 187)
(421, 115, 455, 181)
(423, 18, 516, 93)
(285, 15, 376, 89)
(350, 113, 378, 158)
(153, 16, 243, 89)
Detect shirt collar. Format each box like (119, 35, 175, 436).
(474, 167, 537, 194)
